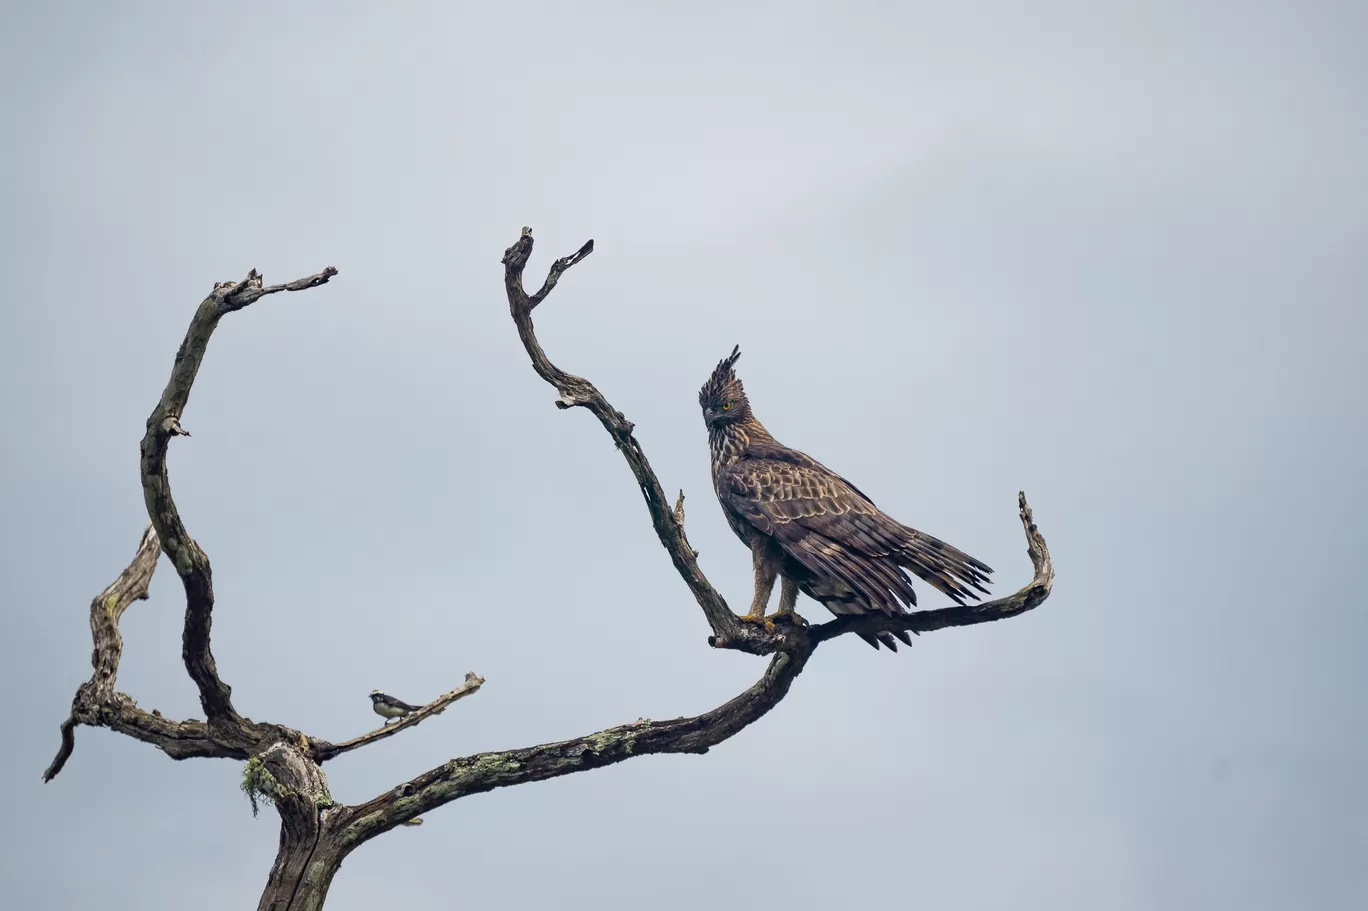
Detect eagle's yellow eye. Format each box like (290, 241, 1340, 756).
(721, 402, 732, 411)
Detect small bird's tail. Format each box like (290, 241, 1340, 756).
(896, 529, 994, 606)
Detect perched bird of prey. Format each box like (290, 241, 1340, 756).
(370, 691, 421, 724)
(699, 347, 993, 650)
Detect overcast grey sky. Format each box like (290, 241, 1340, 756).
(2, 1, 1365, 909)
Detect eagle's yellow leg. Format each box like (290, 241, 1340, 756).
(740, 545, 778, 631)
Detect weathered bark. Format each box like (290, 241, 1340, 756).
(257, 834, 344, 911)
(140, 268, 338, 725)
(501, 229, 762, 652)
(253, 744, 346, 911)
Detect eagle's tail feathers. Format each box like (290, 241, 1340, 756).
(897, 530, 994, 605)
(853, 630, 909, 651)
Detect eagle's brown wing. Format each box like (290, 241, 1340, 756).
(720, 446, 993, 613)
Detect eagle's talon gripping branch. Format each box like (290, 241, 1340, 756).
(738, 613, 777, 633)
(767, 609, 807, 628)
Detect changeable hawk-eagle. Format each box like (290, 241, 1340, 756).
(700, 346, 993, 650)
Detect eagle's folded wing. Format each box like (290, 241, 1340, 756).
(721, 459, 916, 613)
(721, 455, 992, 610)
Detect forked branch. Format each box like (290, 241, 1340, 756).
(46, 236, 1054, 911)
(47, 268, 341, 783)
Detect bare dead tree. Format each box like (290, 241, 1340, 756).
(44, 232, 1054, 910)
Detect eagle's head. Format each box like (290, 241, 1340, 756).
(699, 345, 749, 429)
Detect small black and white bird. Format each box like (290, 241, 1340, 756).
(370, 690, 421, 724)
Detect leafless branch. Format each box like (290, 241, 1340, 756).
(502, 229, 780, 652)
(526, 229, 594, 310)
(333, 475, 1050, 845)
(139, 267, 337, 723)
(44, 525, 251, 781)
(810, 491, 1054, 645)
(46, 525, 157, 780)
(47, 268, 340, 784)
(46, 236, 1054, 911)
(313, 673, 486, 762)
(336, 647, 812, 846)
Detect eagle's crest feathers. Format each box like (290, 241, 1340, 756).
(698, 344, 744, 410)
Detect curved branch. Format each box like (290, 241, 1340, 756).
(49, 267, 346, 783)
(44, 526, 249, 779)
(337, 646, 813, 848)
(67, 697, 250, 769)
(45, 525, 160, 780)
(811, 491, 1055, 646)
(140, 267, 337, 722)
(85, 524, 160, 701)
(312, 673, 486, 763)
(502, 229, 781, 652)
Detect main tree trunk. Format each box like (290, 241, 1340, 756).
(256, 828, 344, 911)
(251, 743, 345, 911)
